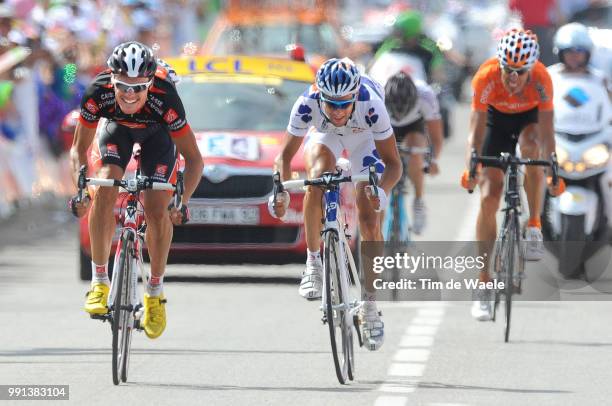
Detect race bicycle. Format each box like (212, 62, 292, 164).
(273, 163, 378, 384)
(467, 149, 558, 342)
(74, 153, 183, 385)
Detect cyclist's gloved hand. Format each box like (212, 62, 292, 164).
(68, 189, 91, 218)
(460, 169, 478, 191)
(365, 185, 387, 212)
(547, 176, 566, 197)
(268, 191, 290, 220)
(169, 203, 190, 225)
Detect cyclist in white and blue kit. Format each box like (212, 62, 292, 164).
(269, 58, 402, 350)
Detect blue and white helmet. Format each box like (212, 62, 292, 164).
(316, 57, 361, 98)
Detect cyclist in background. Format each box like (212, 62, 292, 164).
(461, 29, 564, 321)
(269, 58, 402, 350)
(375, 10, 445, 85)
(383, 70, 444, 234)
(69, 41, 203, 339)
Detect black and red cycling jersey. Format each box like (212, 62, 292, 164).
(78, 68, 191, 138)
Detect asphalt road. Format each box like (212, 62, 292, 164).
(2, 104, 612, 406)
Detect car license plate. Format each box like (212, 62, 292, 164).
(189, 206, 259, 225)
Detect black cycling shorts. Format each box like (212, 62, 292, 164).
(481, 106, 539, 169)
(392, 118, 425, 144)
(94, 121, 178, 182)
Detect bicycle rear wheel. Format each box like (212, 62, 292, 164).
(324, 230, 352, 384)
(111, 235, 133, 385)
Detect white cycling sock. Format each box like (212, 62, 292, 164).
(91, 261, 110, 286)
(146, 274, 164, 297)
(307, 249, 321, 261)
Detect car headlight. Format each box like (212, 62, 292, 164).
(582, 144, 609, 168)
(556, 145, 569, 166)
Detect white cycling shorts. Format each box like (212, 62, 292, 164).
(304, 128, 386, 176)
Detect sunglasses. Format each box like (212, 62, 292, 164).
(112, 78, 152, 93)
(502, 66, 529, 76)
(320, 95, 355, 110)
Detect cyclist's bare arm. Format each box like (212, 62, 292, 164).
(426, 117, 444, 173)
(70, 120, 97, 186)
(274, 132, 303, 181)
(537, 110, 556, 163)
(374, 135, 402, 194)
(171, 127, 203, 205)
(466, 110, 487, 169)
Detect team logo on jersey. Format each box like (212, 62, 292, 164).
(164, 108, 179, 124)
(564, 87, 589, 108)
(155, 164, 168, 178)
(85, 98, 99, 114)
(105, 143, 120, 159)
(297, 104, 312, 123)
(365, 108, 379, 127)
(361, 149, 385, 173)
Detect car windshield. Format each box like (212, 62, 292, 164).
(177, 76, 309, 132)
(213, 23, 338, 57)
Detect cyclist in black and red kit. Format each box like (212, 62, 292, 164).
(69, 41, 204, 339)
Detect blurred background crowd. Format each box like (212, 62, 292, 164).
(0, 0, 609, 220)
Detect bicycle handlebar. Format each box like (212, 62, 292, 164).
(272, 164, 379, 194)
(466, 149, 559, 194)
(76, 165, 184, 209)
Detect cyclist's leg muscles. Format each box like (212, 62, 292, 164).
(518, 112, 542, 225)
(140, 125, 179, 278)
(90, 121, 132, 265)
(477, 109, 517, 280)
(405, 131, 427, 199)
(304, 141, 337, 251)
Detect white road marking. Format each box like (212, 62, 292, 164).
(375, 303, 446, 403)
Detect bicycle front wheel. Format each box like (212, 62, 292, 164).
(499, 212, 520, 343)
(111, 235, 133, 385)
(324, 230, 353, 384)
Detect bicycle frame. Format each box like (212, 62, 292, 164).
(108, 193, 147, 321)
(320, 187, 363, 322)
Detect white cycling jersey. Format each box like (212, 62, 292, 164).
(287, 75, 393, 174)
(390, 78, 441, 127)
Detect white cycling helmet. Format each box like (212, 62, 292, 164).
(497, 28, 540, 71)
(315, 57, 361, 98)
(553, 22, 593, 64)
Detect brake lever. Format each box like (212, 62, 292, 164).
(272, 171, 284, 202)
(175, 171, 184, 209)
(77, 165, 88, 202)
(468, 148, 478, 194)
(550, 152, 559, 187)
(368, 164, 379, 198)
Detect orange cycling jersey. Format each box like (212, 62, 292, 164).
(471, 57, 553, 114)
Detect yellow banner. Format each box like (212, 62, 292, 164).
(163, 56, 314, 82)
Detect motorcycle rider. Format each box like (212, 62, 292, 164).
(548, 22, 609, 94)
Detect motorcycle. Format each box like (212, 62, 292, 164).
(542, 73, 612, 279)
